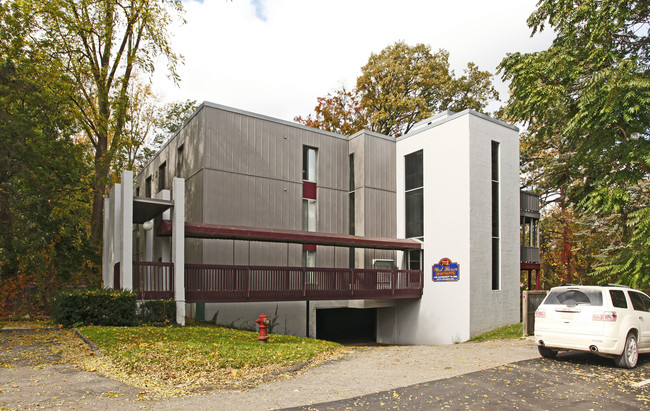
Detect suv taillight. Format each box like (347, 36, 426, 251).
(593, 311, 617, 322)
(535, 308, 545, 318)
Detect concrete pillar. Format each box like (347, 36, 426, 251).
(155, 189, 171, 262)
(172, 177, 185, 325)
(145, 221, 154, 262)
(109, 183, 121, 289)
(120, 170, 133, 291)
(102, 196, 111, 288)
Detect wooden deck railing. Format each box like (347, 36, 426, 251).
(128, 262, 423, 302)
(133, 261, 174, 300)
(184, 264, 423, 303)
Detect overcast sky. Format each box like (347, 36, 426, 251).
(152, 0, 556, 122)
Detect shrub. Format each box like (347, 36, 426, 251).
(137, 299, 176, 325)
(50, 288, 137, 327)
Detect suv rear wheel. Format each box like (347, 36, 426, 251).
(538, 345, 558, 359)
(615, 333, 638, 369)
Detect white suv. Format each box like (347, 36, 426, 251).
(535, 284, 650, 368)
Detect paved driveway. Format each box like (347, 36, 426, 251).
(1, 326, 554, 410)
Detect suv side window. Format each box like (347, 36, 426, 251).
(610, 290, 628, 308)
(639, 293, 650, 313)
(628, 291, 648, 312)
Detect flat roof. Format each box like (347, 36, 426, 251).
(157, 221, 421, 251)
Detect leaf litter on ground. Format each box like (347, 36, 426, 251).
(57, 324, 344, 399)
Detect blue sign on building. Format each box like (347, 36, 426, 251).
(432, 257, 460, 282)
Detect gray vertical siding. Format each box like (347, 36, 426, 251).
(135, 103, 400, 269)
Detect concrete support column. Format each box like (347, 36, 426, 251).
(145, 222, 154, 261)
(156, 189, 171, 262)
(172, 177, 185, 325)
(102, 196, 111, 288)
(120, 171, 133, 291)
(109, 184, 122, 289)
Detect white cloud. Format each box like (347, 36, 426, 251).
(152, 0, 555, 122)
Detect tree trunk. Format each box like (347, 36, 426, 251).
(90, 136, 109, 248)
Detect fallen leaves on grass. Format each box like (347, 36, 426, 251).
(58, 325, 345, 398)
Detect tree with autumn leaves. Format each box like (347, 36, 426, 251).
(500, 0, 650, 288)
(0, 2, 94, 315)
(296, 41, 499, 137)
(0, 0, 189, 316)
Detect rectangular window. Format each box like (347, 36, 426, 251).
(303, 146, 317, 182)
(158, 162, 166, 191)
(349, 153, 355, 191)
(176, 145, 184, 177)
(405, 150, 423, 239)
(349, 153, 355, 267)
(303, 250, 316, 267)
(491, 141, 500, 290)
(302, 199, 317, 232)
(145, 176, 152, 198)
(408, 250, 422, 271)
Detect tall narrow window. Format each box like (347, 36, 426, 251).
(303, 146, 317, 182)
(349, 154, 355, 267)
(158, 162, 166, 191)
(491, 141, 500, 290)
(405, 150, 423, 240)
(176, 145, 184, 177)
(302, 199, 317, 231)
(302, 146, 318, 266)
(145, 176, 152, 198)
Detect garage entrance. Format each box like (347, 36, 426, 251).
(316, 308, 376, 343)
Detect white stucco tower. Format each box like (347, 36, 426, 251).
(388, 110, 520, 344)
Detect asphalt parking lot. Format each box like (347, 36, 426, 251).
(284, 352, 650, 410)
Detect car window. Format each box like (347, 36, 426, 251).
(610, 290, 628, 308)
(632, 292, 650, 313)
(628, 291, 648, 312)
(544, 289, 603, 306)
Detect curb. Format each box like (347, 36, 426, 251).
(72, 327, 101, 353)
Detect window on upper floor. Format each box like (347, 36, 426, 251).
(303, 146, 317, 182)
(145, 176, 152, 198)
(158, 162, 166, 191)
(405, 150, 423, 240)
(176, 145, 184, 177)
(491, 141, 500, 290)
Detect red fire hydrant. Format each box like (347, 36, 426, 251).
(255, 314, 270, 343)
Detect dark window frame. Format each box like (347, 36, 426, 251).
(491, 141, 500, 290)
(405, 150, 423, 240)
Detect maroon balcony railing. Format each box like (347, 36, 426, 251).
(133, 261, 174, 300)
(184, 264, 423, 303)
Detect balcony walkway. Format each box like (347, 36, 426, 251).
(130, 262, 423, 303)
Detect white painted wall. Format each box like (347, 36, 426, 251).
(389, 110, 520, 345)
(468, 115, 520, 336)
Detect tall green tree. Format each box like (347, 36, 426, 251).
(0, 2, 93, 315)
(19, 0, 184, 247)
(499, 0, 650, 287)
(296, 41, 499, 137)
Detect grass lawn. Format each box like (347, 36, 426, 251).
(76, 324, 342, 396)
(468, 323, 524, 342)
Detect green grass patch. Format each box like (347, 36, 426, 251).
(79, 324, 340, 377)
(468, 323, 523, 342)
